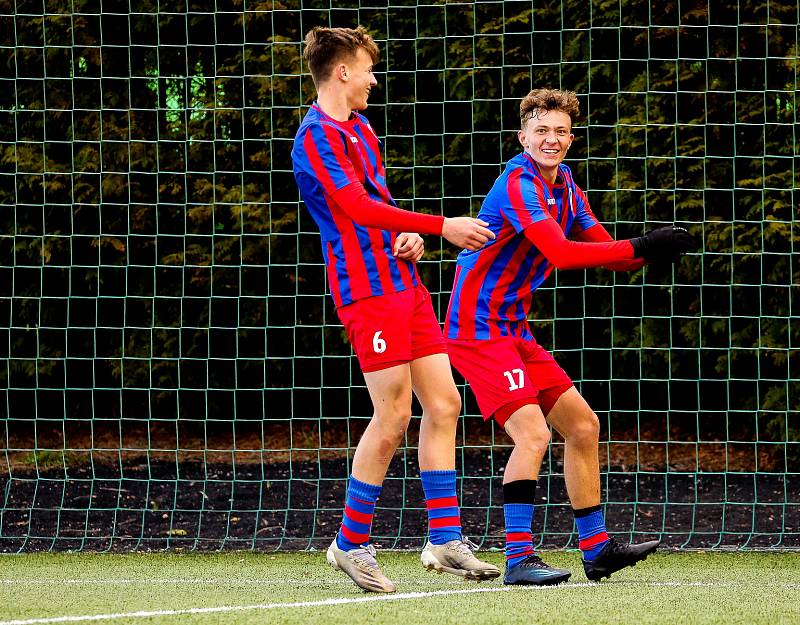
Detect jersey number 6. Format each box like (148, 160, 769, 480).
(372, 331, 387, 353)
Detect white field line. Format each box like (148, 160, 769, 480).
(0, 587, 515, 625)
(2, 581, 800, 625)
(0, 578, 462, 586)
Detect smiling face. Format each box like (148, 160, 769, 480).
(518, 109, 574, 180)
(340, 47, 378, 111)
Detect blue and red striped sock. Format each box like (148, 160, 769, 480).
(503, 480, 537, 569)
(574, 505, 610, 561)
(336, 475, 382, 552)
(420, 470, 462, 544)
(504, 503, 536, 568)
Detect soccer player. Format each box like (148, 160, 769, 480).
(291, 26, 500, 593)
(445, 88, 697, 585)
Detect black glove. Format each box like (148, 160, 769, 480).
(630, 226, 699, 263)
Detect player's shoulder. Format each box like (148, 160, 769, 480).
(293, 107, 316, 145)
(494, 153, 530, 185)
(293, 109, 350, 162)
(507, 154, 547, 194)
(505, 152, 530, 172)
(508, 153, 545, 182)
(483, 154, 528, 202)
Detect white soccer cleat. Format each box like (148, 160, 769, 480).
(421, 537, 501, 581)
(326, 539, 397, 593)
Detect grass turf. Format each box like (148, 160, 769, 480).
(1, 551, 799, 624)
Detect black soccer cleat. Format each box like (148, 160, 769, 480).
(503, 554, 572, 586)
(582, 537, 660, 581)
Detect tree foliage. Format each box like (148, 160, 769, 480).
(1, 1, 797, 463)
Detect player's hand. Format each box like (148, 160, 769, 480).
(630, 226, 700, 263)
(442, 217, 496, 251)
(393, 232, 424, 263)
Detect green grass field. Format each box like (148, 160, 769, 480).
(1, 551, 799, 625)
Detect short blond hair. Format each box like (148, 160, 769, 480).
(302, 26, 380, 86)
(520, 88, 580, 128)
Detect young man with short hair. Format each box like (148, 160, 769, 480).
(291, 26, 499, 593)
(445, 88, 697, 585)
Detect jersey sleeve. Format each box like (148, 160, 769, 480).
(573, 222, 646, 272)
(296, 122, 361, 196)
(500, 167, 552, 233)
(330, 183, 445, 235)
(523, 218, 635, 270)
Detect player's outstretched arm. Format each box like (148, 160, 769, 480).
(574, 223, 645, 272)
(331, 183, 495, 251)
(528, 220, 699, 270)
(331, 183, 445, 235)
(441, 217, 496, 251)
(524, 218, 636, 270)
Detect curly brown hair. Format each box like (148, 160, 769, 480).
(519, 88, 580, 127)
(302, 26, 380, 86)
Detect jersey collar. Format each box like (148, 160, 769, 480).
(312, 102, 360, 129)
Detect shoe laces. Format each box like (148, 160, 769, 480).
(350, 544, 379, 570)
(450, 536, 480, 557)
(518, 554, 547, 568)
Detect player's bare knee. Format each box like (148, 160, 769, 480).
(566, 412, 600, 447)
(442, 388, 462, 418)
(509, 424, 550, 456)
(424, 391, 461, 427)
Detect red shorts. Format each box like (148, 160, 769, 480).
(447, 336, 573, 427)
(336, 284, 447, 373)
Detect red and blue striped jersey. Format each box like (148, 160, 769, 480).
(445, 153, 599, 340)
(292, 104, 418, 308)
